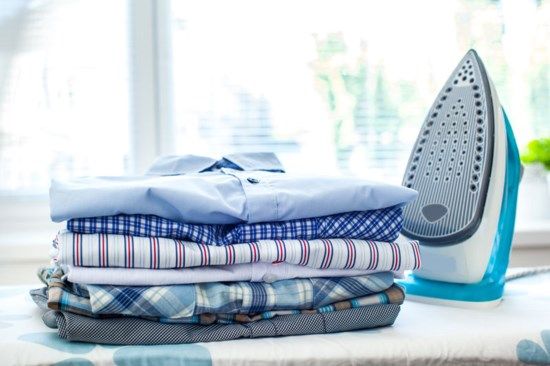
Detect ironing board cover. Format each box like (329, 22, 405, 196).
(0, 269, 548, 365)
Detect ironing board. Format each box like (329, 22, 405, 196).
(0, 270, 548, 365)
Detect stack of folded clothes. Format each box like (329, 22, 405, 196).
(31, 153, 421, 345)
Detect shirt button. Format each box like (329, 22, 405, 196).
(247, 177, 260, 184)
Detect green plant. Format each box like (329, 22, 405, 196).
(521, 138, 550, 170)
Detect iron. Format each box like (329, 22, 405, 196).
(399, 49, 522, 307)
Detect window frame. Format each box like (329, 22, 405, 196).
(128, 0, 175, 173)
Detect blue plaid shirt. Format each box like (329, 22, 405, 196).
(67, 206, 403, 245)
(42, 267, 394, 320)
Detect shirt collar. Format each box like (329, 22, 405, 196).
(146, 153, 284, 175)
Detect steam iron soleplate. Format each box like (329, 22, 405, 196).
(399, 50, 521, 307)
(402, 51, 495, 248)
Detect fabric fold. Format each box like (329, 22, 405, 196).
(53, 232, 421, 271)
(66, 205, 404, 245)
(47, 303, 401, 345)
(42, 267, 395, 320)
(50, 163, 417, 224)
(64, 262, 402, 286)
(31, 284, 404, 325)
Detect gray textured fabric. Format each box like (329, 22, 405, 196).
(52, 304, 400, 345)
(30, 288, 59, 329)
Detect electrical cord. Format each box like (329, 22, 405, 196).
(505, 266, 550, 281)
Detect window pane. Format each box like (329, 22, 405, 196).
(169, 0, 549, 183)
(0, 0, 130, 195)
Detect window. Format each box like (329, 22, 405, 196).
(0, 0, 131, 252)
(0, 0, 130, 196)
(0, 0, 549, 250)
(168, 0, 549, 182)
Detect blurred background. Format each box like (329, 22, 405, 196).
(0, 0, 549, 283)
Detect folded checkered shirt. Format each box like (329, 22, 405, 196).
(53, 232, 421, 271)
(66, 206, 403, 245)
(41, 267, 395, 320)
(31, 285, 404, 325)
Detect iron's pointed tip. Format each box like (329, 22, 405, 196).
(459, 49, 485, 71)
(465, 49, 488, 75)
(466, 49, 481, 62)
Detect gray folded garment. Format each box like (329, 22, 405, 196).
(53, 304, 399, 345)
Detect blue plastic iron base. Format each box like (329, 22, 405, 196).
(399, 110, 521, 305)
(399, 272, 505, 307)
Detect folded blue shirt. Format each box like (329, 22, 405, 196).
(50, 153, 417, 224)
(67, 205, 403, 245)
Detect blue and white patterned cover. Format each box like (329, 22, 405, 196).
(3, 270, 549, 365)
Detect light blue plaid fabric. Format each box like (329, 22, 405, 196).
(67, 206, 403, 245)
(33, 285, 403, 326)
(44, 268, 394, 320)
